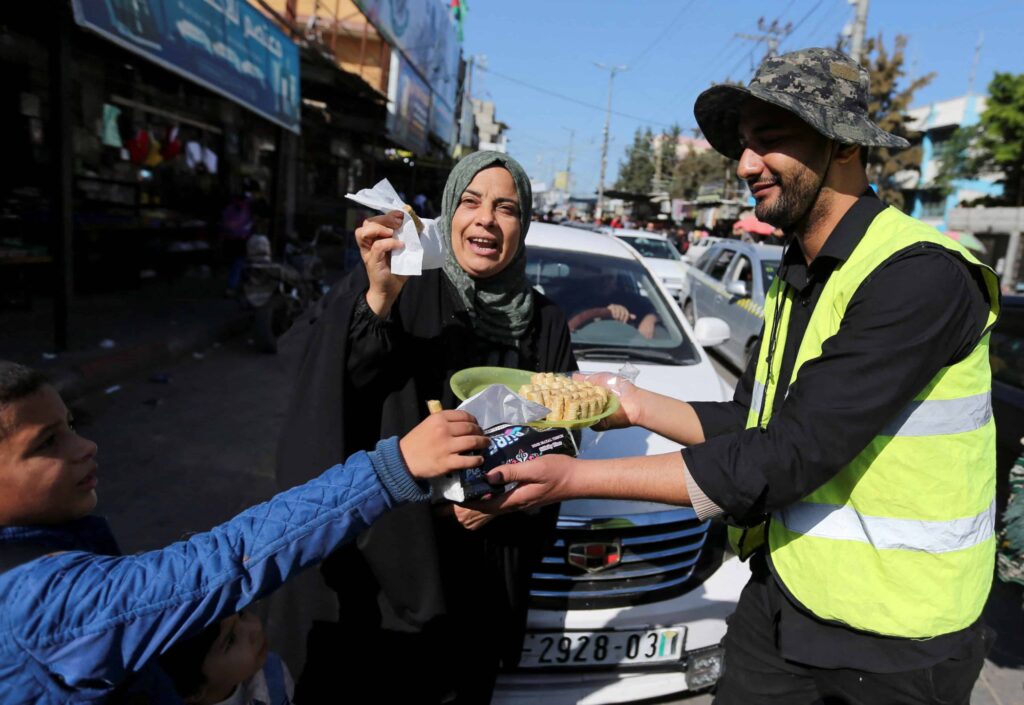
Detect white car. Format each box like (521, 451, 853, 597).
(684, 236, 726, 265)
(684, 240, 783, 370)
(492, 223, 749, 704)
(604, 229, 691, 305)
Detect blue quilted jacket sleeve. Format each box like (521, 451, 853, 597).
(0, 437, 428, 700)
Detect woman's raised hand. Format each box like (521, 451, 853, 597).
(356, 210, 408, 317)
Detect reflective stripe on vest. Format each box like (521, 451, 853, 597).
(749, 365, 992, 439)
(773, 499, 995, 554)
(750, 379, 766, 418)
(881, 391, 992, 437)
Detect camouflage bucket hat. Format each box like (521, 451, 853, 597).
(693, 47, 910, 160)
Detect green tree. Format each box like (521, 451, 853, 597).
(974, 72, 1024, 207)
(932, 123, 983, 198)
(670, 147, 735, 200)
(859, 33, 934, 210)
(615, 127, 655, 193)
(654, 124, 683, 190)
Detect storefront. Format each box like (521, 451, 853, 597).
(0, 0, 301, 347)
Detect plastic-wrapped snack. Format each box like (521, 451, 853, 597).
(458, 422, 579, 501)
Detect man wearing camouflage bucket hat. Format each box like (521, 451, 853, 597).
(678, 47, 999, 703)
(470, 47, 1001, 704)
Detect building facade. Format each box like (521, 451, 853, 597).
(904, 94, 1004, 231)
(471, 99, 508, 153)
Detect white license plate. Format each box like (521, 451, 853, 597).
(519, 627, 687, 668)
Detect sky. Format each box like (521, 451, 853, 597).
(461, 0, 1024, 196)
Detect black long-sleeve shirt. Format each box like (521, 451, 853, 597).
(683, 190, 994, 671)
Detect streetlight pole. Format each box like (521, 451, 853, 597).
(595, 62, 627, 221)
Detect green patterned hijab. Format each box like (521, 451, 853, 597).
(439, 151, 535, 345)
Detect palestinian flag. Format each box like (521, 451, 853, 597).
(450, 0, 468, 42)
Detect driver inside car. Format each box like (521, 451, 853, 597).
(566, 274, 660, 340)
(734, 258, 753, 293)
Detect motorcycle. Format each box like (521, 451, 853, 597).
(242, 228, 329, 353)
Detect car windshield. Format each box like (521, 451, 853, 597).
(619, 236, 681, 261)
(527, 248, 700, 365)
(761, 260, 781, 294)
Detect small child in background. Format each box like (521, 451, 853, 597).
(160, 609, 292, 705)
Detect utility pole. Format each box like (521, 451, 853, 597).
(735, 17, 793, 61)
(595, 62, 627, 221)
(849, 0, 870, 63)
(563, 127, 575, 192)
(654, 132, 663, 185)
(967, 31, 984, 95)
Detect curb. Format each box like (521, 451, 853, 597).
(52, 312, 252, 402)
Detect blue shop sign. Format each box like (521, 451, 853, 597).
(72, 0, 301, 133)
(356, 0, 460, 147)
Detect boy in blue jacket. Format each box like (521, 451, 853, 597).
(0, 361, 487, 704)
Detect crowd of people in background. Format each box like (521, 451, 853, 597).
(531, 207, 746, 256)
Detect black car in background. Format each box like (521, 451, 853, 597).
(993, 295, 1024, 520)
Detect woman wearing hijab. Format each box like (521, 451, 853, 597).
(274, 152, 576, 703)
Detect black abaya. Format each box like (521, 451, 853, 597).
(274, 266, 576, 703)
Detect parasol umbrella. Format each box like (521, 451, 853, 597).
(945, 230, 987, 254)
(733, 216, 776, 236)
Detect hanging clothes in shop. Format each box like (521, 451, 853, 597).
(162, 126, 182, 160)
(126, 129, 150, 164)
(101, 104, 123, 148)
(185, 141, 218, 174)
(144, 135, 163, 167)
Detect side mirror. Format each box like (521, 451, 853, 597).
(693, 317, 731, 348)
(726, 280, 749, 298)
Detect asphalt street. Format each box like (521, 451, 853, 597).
(68, 337, 1024, 704)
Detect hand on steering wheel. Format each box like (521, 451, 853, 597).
(606, 303, 636, 323)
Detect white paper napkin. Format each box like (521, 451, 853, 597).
(345, 178, 444, 276)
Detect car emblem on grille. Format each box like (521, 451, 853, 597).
(567, 541, 622, 573)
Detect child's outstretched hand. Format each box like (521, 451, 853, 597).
(400, 410, 489, 478)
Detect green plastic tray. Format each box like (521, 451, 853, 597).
(449, 366, 619, 429)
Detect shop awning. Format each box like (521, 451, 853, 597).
(734, 216, 776, 236)
(71, 0, 301, 133)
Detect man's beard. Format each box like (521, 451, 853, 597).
(752, 170, 820, 231)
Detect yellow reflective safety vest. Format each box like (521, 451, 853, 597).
(729, 206, 1000, 638)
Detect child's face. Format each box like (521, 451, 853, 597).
(0, 385, 99, 525)
(193, 610, 268, 704)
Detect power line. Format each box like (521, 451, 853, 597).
(665, 35, 744, 117)
(595, 63, 628, 220)
(805, 1, 850, 49)
(736, 17, 794, 59)
(627, 0, 702, 68)
(725, 44, 759, 83)
(907, 0, 1020, 33)
(667, 0, 818, 127)
(783, 0, 828, 46)
(474, 64, 684, 129)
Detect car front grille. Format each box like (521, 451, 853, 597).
(530, 507, 721, 610)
